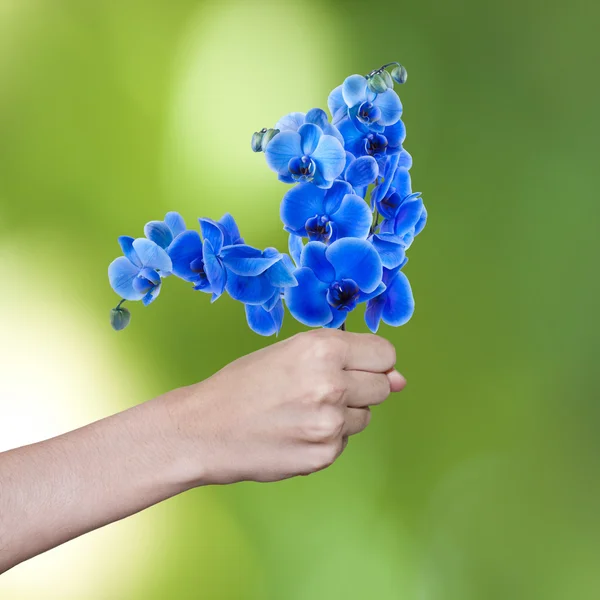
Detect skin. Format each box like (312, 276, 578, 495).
(0, 330, 405, 574)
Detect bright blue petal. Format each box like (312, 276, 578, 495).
(371, 154, 400, 208)
(264, 131, 302, 176)
(311, 135, 346, 182)
(298, 123, 322, 155)
(165, 211, 186, 238)
(324, 308, 348, 329)
(305, 108, 328, 130)
(265, 259, 298, 288)
(358, 281, 386, 303)
(225, 272, 275, 305)
(330, 194, 372, 240)
(263, 289, 282, 312)
(393, 167, 412, 199)
(284, 267, 331, 327)
(337, 118, 366, 157)
(275, 112, 305, 132)
(345, 156, 378, 188)
(132, 238, 172, 274)
(167, 230, 203, 280)
(371, 234, 407, 269)
(220, 244, 281, 276)
(280, 184, 326, 233)
(245, 298, 284, 336)
(203, 240, 226, 300)
(138, 267, 161, 286)
(384, 119, 406, 150)
(142, 282, 162, 306)
(365, 296, 385, 333)
(342, 75, 368, 108)
(108, 256, 144, 301)
(118, 236, 142, 268)
(327, 85, 347, 124)
(288, 233, 304, 267)
(374, 89, 402, 126)
(301, 241, 336, 283)
(397, 149, 413, 169)
(218, 213, 243, 245)
(199, 218, 225, 254)
(394, 197, 424, 236)
(323, 180, 353, 215)
(144, 221, 173, 250)
(382, 270, 414, 326)
(326, 238, 382, 293)
(415, 205, 427, 235)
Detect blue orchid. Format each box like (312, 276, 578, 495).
(365, 264, 414, 333)
(143, 211, 187, 250)
(280, 180, 372, 243)
(275, 108, 344, 146)
(339, 153, 379, 197)
(285, 238, 384, 329)
(328, 74, 402, 130)
(265, 118, 346, 189)
(108, 237, 172, 305)
(338, 117, 406, 162)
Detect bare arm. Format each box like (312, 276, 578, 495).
(0, 330, 405, 573)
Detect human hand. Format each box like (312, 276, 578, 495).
(165, 329, 406, 486)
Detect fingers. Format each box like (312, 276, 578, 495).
(343, 407, 371, 436)
(387, 369, 407, 393)
(341, 332, 397, 373)
(344, 371, 392, 407)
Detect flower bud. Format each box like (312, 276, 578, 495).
(367, 73, 390, 94)
(381, 69, 394, 89)
(260, 128, 279, 151)
(110, 306, 131, 331)
(251, 129, 266, 152)
(391, 64, 408, 84)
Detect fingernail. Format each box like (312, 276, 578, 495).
(387, 369, 407, 392)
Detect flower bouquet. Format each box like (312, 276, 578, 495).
(108, 62, 426, 335)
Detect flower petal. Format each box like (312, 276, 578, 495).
(245, 300, 284, 337)
(275, 112, 305, 132)
(394, 197, 424, 236)
(199, 218, 225, 254)
(144, 221, 173, 249)
(326, 238, 382, 293)
(331, 194, 372, 240)
(414, 205, 428, 236)
(132, 238, 172, 274)
(345, 156, 378, 188)
(264, 130, 302, 176)
(337, 118, 366, 157)
(358, 281, 386, 303)
(225, 272, 275, 305)
(164, 211, 186, 238)
(365, 296, 385, 333)
(265, 259, 297, 288)
(393, 167, 412, 199)
(288, 233, 304, 267)
(327, 85, 347, 124)
(284, 267, 331, 327)
(374, 89, 402, 126)
(167, 230, 202, 280)
(108, 256, 144, 301)
(118, 236, 142, 268)
(142, 282, 162, 306)
(218, 213, 244, 245)
(298, 123, 322, 155)
(397, 149, 413, 169)
(384, 119, 406, 149)
(323, 308, 348, 329)
(220, 244, 281, 276)
(203, 240, 226, 300)
(280, 183, 326, 233)
(370, 234, 407, 269)
(311, 135, 346, 182)
(342, 75, 368, 108)
(263, 289, 282, 312)
(305, 108, 328, 130)
(382, 270, 414, 326)
(301, 241, 336, 283)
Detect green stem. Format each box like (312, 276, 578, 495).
(116, 299, 127, 310)
(339, 322, 346, 331)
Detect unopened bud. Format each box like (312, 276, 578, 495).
(391, 64, 408, 84)
(260, 128, 280, 151)
(367, 73, 389, 94)
(251, 129, 266, 152)
(110, 306, 131, 331)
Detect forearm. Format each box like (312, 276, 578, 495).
(0, 389, 195, 573)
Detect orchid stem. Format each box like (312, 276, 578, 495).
(339, 322, 346, 331)
(116, 299, 127, 310)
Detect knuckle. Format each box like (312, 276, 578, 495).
(306, 405, 344, 441)
(313, 376, 346, 404)
(317, 441, 342, 469)
(373, 335, 396, 368)
(303, 330, 344, 362)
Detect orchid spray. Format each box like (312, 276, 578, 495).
(108, 62, 426, 335)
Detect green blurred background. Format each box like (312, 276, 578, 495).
(1, 0, 599, 598)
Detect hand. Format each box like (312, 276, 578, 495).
(166, 329, 406, 485)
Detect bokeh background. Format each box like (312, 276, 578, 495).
(1, 0, 599, 598)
